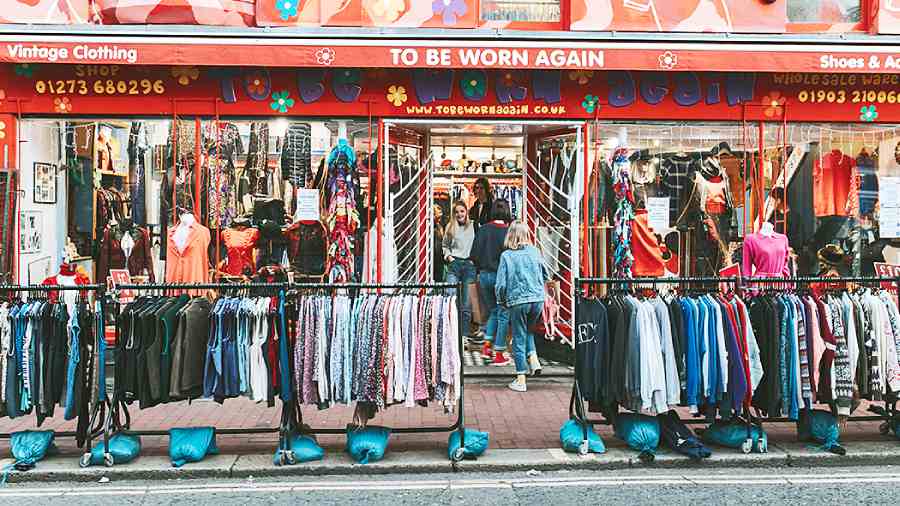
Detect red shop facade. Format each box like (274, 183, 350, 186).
(2, 37, 900, 342)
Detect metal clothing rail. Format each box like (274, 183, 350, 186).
(104, 280, 470, 466)
(0, 284, 113, 466)
(570, 275, 900, 456)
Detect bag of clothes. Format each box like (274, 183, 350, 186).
(702, 419, 768, 453)
(614, 413, 659, 462)
(274, 432, 324, 466)
(797, 410, 845, 455)
(346, 426, 391, 464)
(559, 419, 606, 454)
(89, 433, 142, 466)
(448, 429, 490, 460)
(169, 427, 219, 467)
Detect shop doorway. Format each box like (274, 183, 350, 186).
(382, 119, 584, 344)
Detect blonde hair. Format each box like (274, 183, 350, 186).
(504, 221, 533, 250)
(445, 200, 469, 238)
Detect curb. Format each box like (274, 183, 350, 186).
(3, 442, 900, 483)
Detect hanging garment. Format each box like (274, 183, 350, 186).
(97, 224, 155, 283)
(221, 227, 260, 276)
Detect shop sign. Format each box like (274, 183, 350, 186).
(4, 65, 900, 122)
(874, 263, 900, 292)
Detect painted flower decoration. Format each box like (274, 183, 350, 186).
(432, 0, 468, 26)
(500, 72, 518, 88)
(581, 94, 599, 114)
(368, 0, 405, 22)
(860, 105, 878, 122)
(658, 51, 678, 70)
(762, 91, 786, 118)
(276, 0, 299, 20)
(316, 48, 336, 66)
(246, 72, 268, 96)
(569, 70, 594, 85)
(54, 97, 72, 114)
(14, 64, 35, 78)
(0, 121, 5, 140)
(460, 71, 486, 99)
(171, 66, 200, 86)
(386, 85, 408, 106)
(270, 90, 295, 113)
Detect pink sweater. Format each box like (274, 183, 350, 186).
(742, 232, 790, 278)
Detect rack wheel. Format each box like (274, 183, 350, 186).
(759, 439, 768, 453)
(79, 453, 91, 468)
(579, 440, 589, 456)
(741, 439, 753, 454)
(104, 453, 115, 467)
(451, 447, 466, 463)
(285, 451, 297, 466)
(274, 451, 285, 467)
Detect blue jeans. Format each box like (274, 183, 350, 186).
(445, 259, 476, 337)
(508, 302, 543, 374)
(478, 271, 509, 351)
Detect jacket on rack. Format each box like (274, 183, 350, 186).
(97, 224, 156, 284)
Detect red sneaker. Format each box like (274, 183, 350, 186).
(481, 342, 492, 359)
(491, 352, 512, 367)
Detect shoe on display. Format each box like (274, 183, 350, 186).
(528, 353, 542, 376)
(508, 380, 527, 392)
(491, 353, 512, 367)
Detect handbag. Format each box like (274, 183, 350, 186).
(468, 281, 485, 325)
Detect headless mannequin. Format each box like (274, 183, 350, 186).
(742, 221, 789, 277)
(174, 213, 195, 252)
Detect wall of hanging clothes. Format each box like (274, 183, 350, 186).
(573, 277, 900, 430)
(113, 286, 461, 413)
(0, 284, 107, 449)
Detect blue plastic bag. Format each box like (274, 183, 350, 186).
(8, 431, 57, 471)
(448, 429, 490, 460)
(346, 426, 391, 464)
(702, 420, 768, 453)
(797, 410, 844, 455)
(169, 427, 219, 468)
(614, 413, 660, 461)
(274, 433, 324, 465)
(89, 433, 142, 466)
(559, 419, 606, 454)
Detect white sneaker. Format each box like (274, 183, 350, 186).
(508, 380, 527, 392)
(528, 353, 542, 376)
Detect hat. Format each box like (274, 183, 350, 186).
(817, 244, 845, 267)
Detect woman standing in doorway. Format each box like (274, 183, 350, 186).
(495, 221, 547, 392)
(471, 199, 513, 365)
(443, 200, 476, 341)
(470, 177, 494, 229)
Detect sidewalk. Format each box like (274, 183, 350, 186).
(0, 376, 895, 454)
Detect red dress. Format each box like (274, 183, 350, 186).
(222, 227, 260, 276)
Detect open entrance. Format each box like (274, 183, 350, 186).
(381, 119, 584, 344)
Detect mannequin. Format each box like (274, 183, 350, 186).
(742, 221, 790, 278)
(221, 217, 260, 276)
(165, 212, 211, 294)
(42, 247, 91, 308)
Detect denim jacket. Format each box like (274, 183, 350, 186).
(495, 245, 547, 307)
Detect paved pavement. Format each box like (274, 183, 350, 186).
(5, 465, 900, 505)
(0, 375, 893, 457)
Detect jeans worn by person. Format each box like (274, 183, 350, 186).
(508, 301, 544, 374)
(445, 259, 476, 338)
(478, 271, 509, 351)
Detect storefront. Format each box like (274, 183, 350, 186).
(2, 27, 900, 344)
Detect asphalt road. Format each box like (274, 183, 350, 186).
(3, 465, 900, 505)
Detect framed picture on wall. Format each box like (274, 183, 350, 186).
(33, 162, 57, 204)
(19, 211, 42, 254)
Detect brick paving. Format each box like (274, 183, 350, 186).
(0, 378, 893, 457)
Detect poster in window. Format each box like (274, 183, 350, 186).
(19, 211, 42, 254)
(33, 162, 57, 204)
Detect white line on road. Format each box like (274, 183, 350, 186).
(3, 472, 900, 497)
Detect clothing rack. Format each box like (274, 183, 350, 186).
(571, 276, 899, 456)
(0, 284, 113, 466)
(104, 280, 470, 466)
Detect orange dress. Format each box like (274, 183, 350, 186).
(222, 227, 260, 276)
(165, 221, 211, 295)
(630, 210, 666, 277)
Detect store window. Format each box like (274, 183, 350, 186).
(584, 121, 896, 281)
(480, 0, 561, 22)
(787, 0, 861, 23)
(15, 117, 377, 287)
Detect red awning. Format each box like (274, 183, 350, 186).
(2, 34, 900, 73)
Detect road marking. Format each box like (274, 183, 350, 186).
(4, 472, 900, 497)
